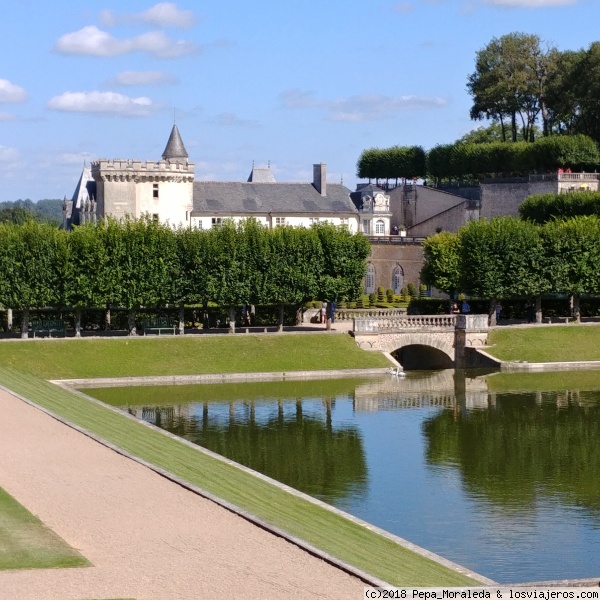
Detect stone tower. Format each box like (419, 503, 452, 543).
(91, 125, 195, 226)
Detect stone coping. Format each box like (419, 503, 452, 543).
(500, 360, 600, 372)
(52, 368, 392, 388)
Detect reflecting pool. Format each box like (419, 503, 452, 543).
(86, 371, 600, 584)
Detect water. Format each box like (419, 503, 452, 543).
(86, 372, 600, 583)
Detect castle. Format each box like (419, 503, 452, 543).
(65, 126, 600, 297)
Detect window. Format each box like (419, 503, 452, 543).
(362, 219, 371, 234)
(375, 219, 385, 235)
(340, 217, 349, 229)
(309, 217, 320, 226)
(275, 217, 286, 227)
(152, 213, 159, 223)
(365, 263, 376, 294)
(211, 217, 223, 227)
(153, 184, 159, 198)
(392, 266, 404, 295)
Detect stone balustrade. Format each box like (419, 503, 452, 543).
(336, 308, 407, 321)
(353, 314, 456, 333)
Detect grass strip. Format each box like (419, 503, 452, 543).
(487, 326, 600, 363)
(0, 367, 478, 587)
(85, 378, 370, 406)
(0, 335, 390, 380)
(0, 486, 89, 570)
(486, 370, 600, 393)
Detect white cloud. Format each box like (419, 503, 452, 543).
(280, 89, 448, 122)
(0, 112, 17, 121)
(483, 0, 576, 5)
(0, 79, 27, 103)
(47, 91, 156, 117)
(54, 26, 197, 58)
(99, 3, 195, 29)
(111, 70, 178, 86)
(0, 146, 20, 162)
(212, 112, 260, 127)
(137, 3, 196, 28)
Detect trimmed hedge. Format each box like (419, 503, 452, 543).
(520, 191, 600, 224)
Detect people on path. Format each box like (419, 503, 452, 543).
(461, 300, 470, 314)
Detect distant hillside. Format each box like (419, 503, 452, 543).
(0, 199, 63, 226)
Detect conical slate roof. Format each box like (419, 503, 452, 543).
(162, 124, 188, 162)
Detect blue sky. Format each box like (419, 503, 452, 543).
(0, 0, 598, 202)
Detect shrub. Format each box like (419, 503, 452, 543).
(368, 293, 376, 307)
(407, 282, 418, 297)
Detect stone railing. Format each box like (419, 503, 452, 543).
(353, 315, 456, 333)
(336, 308, 407, 321)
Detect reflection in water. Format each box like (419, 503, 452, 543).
(88, 371, 600, 583)
(423, 390, 600, 513)
(131, 397, 368, 503)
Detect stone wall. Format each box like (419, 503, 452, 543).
(368, 243, 423, 292)
(480, 180, 556, 219)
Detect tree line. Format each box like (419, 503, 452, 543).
(421, 192, 600, 324)
(468, 33, 600, 144)
(0, 218, 370, 337)
(357, 134, 600, 183)
(357, 32, 600, 184)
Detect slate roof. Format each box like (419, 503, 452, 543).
(162, 124, 188, 162)
(247, 166, 276, 183)
(192, 182, 358, 216)
(350, 183, 387, 210)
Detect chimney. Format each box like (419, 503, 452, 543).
(313, 163, 327, 196)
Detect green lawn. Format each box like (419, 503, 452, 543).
(0, 367, 478, 587)
(486, 370, 600, 392)
(487, 325, 600, 363)
(0, 485, 88, 570)
(0, 334, 390, 380)
(87, 378, 370, 406)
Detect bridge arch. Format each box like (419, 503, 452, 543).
(391, 344, 455, 370)
(377, 332, 455, 365)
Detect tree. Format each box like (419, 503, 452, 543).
(542, 216, 600, 321)
(421, 232, 462, 309)
(0, 222, 68, 337)
(467, 33, 555, 142)
(207, 220, 253, 334)
(264, 226, 322, 331)
(65, 222, 119, 336)
(520, 191, 600, 224)
(314, 223, 371, 330)
(459, 218, 548, 324)
(107, 217, 178, 335)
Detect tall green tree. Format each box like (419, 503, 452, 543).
(108, 217, 178, 335)
(314, 223, 371, 330)
(542, 216, 600, 321)
(467, 33, 555, 142)
(421, 232, 462, 309)
(65, 223, 112, 336)
(459, 218, 548, 324)
(0, 222, 68, 337)
(264, 226, 323, 331)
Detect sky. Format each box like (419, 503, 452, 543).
(1, 0, 599, 202)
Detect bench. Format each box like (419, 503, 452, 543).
(141, 317, 176, 336)
(30, 319, 66, 338)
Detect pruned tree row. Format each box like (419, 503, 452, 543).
(421, 215, 600, 324)
(0, 218, 370, 336)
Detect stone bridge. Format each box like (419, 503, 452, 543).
(352, 314, 490, 369)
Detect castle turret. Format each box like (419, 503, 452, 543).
(162, 124, 188, 164)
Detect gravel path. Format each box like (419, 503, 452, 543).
(0, 389, 365, 600)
